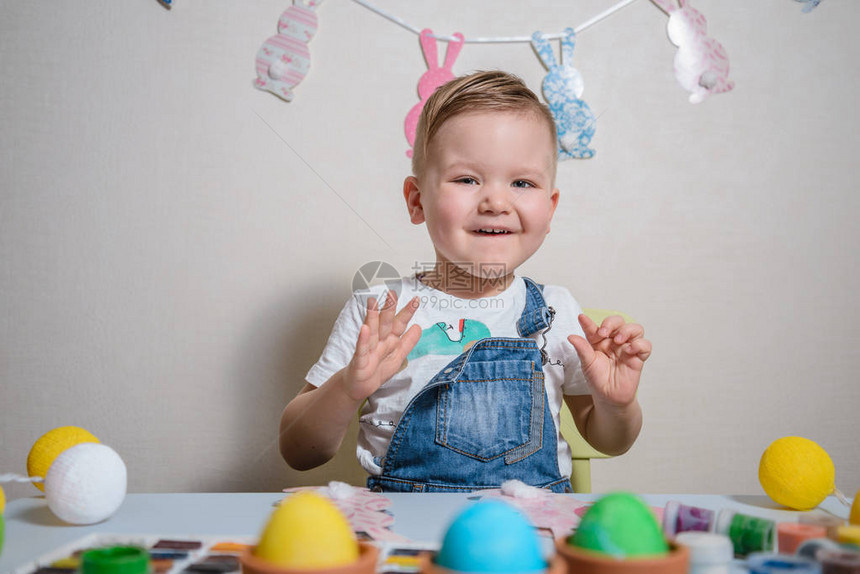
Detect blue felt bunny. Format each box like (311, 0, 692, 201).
(531, 28, 595, 160)
(795, 0, 821, 13)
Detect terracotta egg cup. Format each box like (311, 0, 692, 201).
(239, 541, 378, 574)
(418, 551, 568, 574)
(554, 538, 689, 574)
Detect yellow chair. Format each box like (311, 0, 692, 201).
(560, 308, 635, 493)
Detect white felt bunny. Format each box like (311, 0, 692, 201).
(651, 0, 734, 104)
(254, 0, 323, 102)
(531, 28, 595, 160)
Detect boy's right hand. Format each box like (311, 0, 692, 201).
(341, 292, 422, 402)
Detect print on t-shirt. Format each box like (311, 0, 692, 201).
(407, 318, 491, 361)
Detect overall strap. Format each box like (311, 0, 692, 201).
(517, 277, 553, 337)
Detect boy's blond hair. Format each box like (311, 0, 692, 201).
(411, 70, 558, 179)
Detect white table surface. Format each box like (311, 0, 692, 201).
(0, 492, 851, 572)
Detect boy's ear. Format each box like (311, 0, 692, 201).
(547, 187, 560, 233)
(403, 176, 426, 224)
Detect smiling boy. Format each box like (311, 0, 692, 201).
(279, 71, 649, 492)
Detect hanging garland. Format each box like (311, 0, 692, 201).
(254, 0, 323, 102)
(404, 30, 465, 158)
(532, 28, 596, 159)
(251, 1, 744, 159)
(796, 0, 822, 12)
(650, 0, 734, 104)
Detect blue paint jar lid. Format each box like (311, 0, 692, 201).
(747, 552, 821, 574)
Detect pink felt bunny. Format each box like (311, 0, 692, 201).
(254, 0, 322, 102)
(404, 29, 465, 158)
(651, 0, 734, 104)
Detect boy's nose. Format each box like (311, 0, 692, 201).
(478, 184, 512, 214)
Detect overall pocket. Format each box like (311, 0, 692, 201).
(435, 359, 544, 462)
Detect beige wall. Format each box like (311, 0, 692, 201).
(2, 1, 858, 501)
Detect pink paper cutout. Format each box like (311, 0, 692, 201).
(479, 489, 589, 538)
(254, 1, 322, 102)
(479, 490, 666, 539)
(650, 0, 734, 104)
(283, 485, 410, 542)
(404, 29, 465, 158)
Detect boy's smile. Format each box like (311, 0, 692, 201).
(404, 111, 559, 297)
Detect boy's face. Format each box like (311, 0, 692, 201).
(404, 111, 559, 282)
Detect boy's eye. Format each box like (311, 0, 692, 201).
(455, 177, 479, 185)
(512, 180, 535, 189)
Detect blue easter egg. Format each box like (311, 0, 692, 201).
(435, 500, 546, 573)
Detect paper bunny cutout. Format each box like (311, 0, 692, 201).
(404, 29, 465, 158)
(795, 0, 821, 13)
(531, 28, 596, 160)
(650, 0, 734, 104)
(254, 0, 323, 102)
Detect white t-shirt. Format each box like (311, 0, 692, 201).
(305, 276, 590, 477)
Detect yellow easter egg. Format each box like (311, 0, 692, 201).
(27, 426, 100, 492)
(850, 488, 860, 526)
(254, 491, 358, 568)
(759, 436, 835, 511)
(0, 484, 5, 513)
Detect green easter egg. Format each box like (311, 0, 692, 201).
(569, 492, 669, 558)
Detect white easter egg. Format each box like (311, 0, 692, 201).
(44, 442, 127, 525)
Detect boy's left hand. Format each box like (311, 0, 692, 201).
(567, 314, 651, 407)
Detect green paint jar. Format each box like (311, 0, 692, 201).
(81, 546, 150, 574)
(714, 509, 775, 557)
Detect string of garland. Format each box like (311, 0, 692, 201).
(253, 1, 738, 160)
(351, 0, 640, 43)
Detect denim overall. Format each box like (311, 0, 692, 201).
(367, 278, 572, 493)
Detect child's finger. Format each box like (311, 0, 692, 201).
(353, 323, 372, 368)
(577, 314, 602, 344)
(624, 338, 652, 361)
(597, 315, 626, 339)
(611, 322, 645, 345)
(364, 297, 379, 350)
(377, 291, 397, 339)
(568, 334, 597, 370)
(392, 296, 420, 335)
(399, 323, 422, 357)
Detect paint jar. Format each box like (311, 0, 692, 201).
(664, 501, 716, 536)
(795, 539, 843, 562)
(80, 546, 150, 574)
(837, 526, 860, 547)
(715, 509, 776, 557)
(675, 531, 734, 574)
(746, 553, 821, 574)
(816, 548, 860, 574)
(799, 514, 846, 541)
(778, 523, 828, 554)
